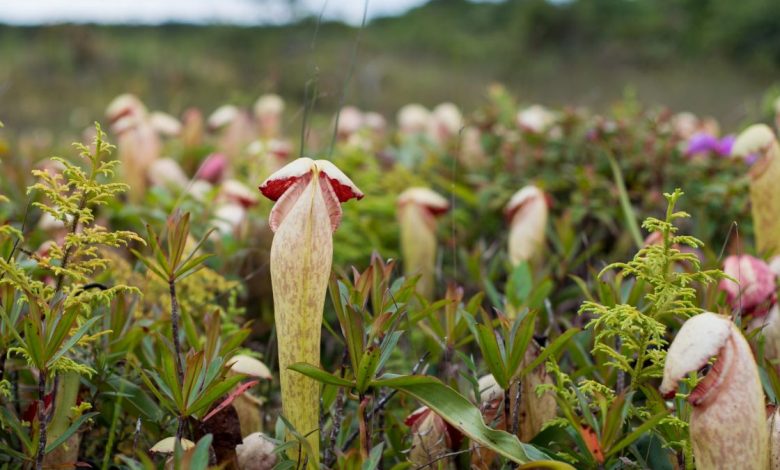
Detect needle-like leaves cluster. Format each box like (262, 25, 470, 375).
(27, 124, 143, 287)
(581, 189, 726, 391)
(539, 190, 725, 467)
(0, 124, 143, 462)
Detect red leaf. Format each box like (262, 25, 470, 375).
(202, 380, 259, 422)
(22, 391, 54, 423)
(580, 424, 605, 464)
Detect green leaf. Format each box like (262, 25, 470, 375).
(356, 347, 382, 394)
(506, 261, 533, 308)
(526, 279, 554, 310)
(605, 410, 670, 458)
(572, 385, 599, 438)
(272, 461, 297, 470)
(137, 367, 177, 414)
(186, 374, 244, 416)
(550, 395, 597, 466)
(174, 254, 213, 281)
(189, 434, 213, 470)
(373, 375, 570, 466)
(408, 298, 451, 324)
(0, 407, 33, 453)
(607, 153, 643, 249)
(330, 280, 365, 373)
(106, 374, 164, 421)
(145, 224, 172, 278)
(23, 318, 46, 370)
(288, 363, 354, 388)
(220, 328, 251, 358)
(181, 351, 205, 406)
(377, 331, 402, 372)
(199, 357, 226, 399)
(362, 442, 385, 470)
(475, 324, 508, 388)
(508, 311, 537, 377)
(44, 306, 79, 359)
(0, 442, 28, 460)
(518, 462, 579, 470)
(519, 328, 580, 377)
(178, 227, 215, 272)
(131, 249, 168, 282)
(160, 346, 184, 409)
(483, 276, 502, 309)
(276, 414, 316, 462)
(0, 307, 26, 349)
(568, 275, 594, 302)
(47, 315, 102, 368)
(46, 412, 99, 453)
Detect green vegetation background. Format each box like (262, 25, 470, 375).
(2, 0, 780, 134)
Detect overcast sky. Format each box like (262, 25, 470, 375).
(0, 0, 435, 26)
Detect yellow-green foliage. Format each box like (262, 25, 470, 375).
(543, 191, 725, 465)
(146, 266, 241, 319)
(100, 247, 242, 323)
(581, 190, 725, 392)
(0, 123, 141, 377)
(28, 124, 143, 287)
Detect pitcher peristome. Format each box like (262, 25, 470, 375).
(660, 312, 768, 470)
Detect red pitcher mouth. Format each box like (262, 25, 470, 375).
(688, 343, 731, 407)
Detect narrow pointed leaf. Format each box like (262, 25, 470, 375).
(46, 412, 99, 453)
(519, 328, 580, 377)
(356, 347, 382, 394)
(475, 324, 509, 388)
(372, 375, 572, 466)
(202, 380, 260, 422)
(186, 374, 244, 416)
(47, 315, 102, 368)
(288, 363, 354, 388)
(604, 410, 670, 458)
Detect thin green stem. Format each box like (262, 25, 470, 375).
(102, 376, 126, 470)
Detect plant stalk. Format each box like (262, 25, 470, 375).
(53, 194, 87, 294)
(168, 280, 185, 385)
(102, 376, 126, 470)
(169, 279, 185, 441)
(35, 371, 48, 470)
(341, 353, 429, 453)
(511, 380, 521, 436)
(323, 351, 349, 468)
(376, 390, 386, 470)
(503, 385, 512, 435)
(358, 395, 371, 461)
(615, 336, 625, 393)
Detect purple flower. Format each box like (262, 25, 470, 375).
(685, 133, 719, 156)
(715, 135, 735, 156)
(684, 133, 735, 157)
